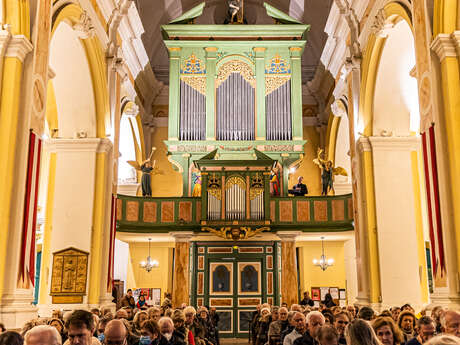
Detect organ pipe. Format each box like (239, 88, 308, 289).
(266, 80, 292, 140)
(180, 80, 206, 140)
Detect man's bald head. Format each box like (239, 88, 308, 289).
(25, 325, 62, 345)
(105, 319, 127, 343)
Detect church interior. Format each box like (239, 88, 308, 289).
(1, 0, 460, 342)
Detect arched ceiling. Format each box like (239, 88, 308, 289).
(134, 0, 333, 85)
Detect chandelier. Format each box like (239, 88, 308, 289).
(140, 238, 159, 272)
(313, 237, 334, 271)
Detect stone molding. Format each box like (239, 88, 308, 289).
(357, 136, 371, 153)
(1, 33, 33, 62)
(169, 231, 194, 242)
(276, 231, 302, 241)
(45, 138, 113, 153)
(431, 34, 458, 61)
(368, 136, 420, 151)
(331, 98, 348, 118)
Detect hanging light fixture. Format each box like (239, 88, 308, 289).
(140, 238, 159, 272)
(313, 237, 334, 271)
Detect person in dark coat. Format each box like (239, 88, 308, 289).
(158, 317, 186, 345)
(289, 176, 308, 196)
(120, 289, 136, 309)
(323, 293, 336, 309)
(300, 292, 314, 307)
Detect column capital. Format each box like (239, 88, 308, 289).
(2, 33, 33, 62)
(357, 136, 371, 153)
(276, 231, 302, 241)
(289, 47, 302, 57)
(169, 231, 194, 242)
(45, 138, 113, 153)
(368, 136, 420, 151)
(431, 34, 457, 61)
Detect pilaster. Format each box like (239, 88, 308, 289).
(170, 231, 193, 307)
(205, 47, 217, 140)
(168, 47, 181, 140)
(277, 231, 301, 307)
(289, 47, 303, 140)
(254, 47, 266, 140)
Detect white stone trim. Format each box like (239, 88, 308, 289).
(276, 231, 302, 241)
(357, 136, 371, 153)
(45, 138, 113, 153)
(368, 136, 420, 151)
(169, 231, 194, 242)
(431, 34, 458, 61)
(4, 34, 33, 62)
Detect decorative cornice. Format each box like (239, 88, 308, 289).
(368, 136, 420, 151)
(431, 34, 457, 61)
(276, 231, 302, 241)
(4, 34, 33, 62)
(331, 98, 348, 118)
(45, 138, 113, 153)
(169, 231, 194, 242)
(371, 8, 394, 38)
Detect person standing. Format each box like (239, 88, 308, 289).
(289, 177, 308, 196)
(120, 289, 135, 309)
(300, 292, 314, 307)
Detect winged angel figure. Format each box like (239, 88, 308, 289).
(313, 148, 348, 195)
(127, 147, 162, 197)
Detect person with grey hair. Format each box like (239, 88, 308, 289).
(25, 325, 62, 345)
(441, 311, 460, 338)
(284, 312, 307, 345)
(281, 311, 298, 345)
(269, 307, 290, 345)
(294, 311, 326, 345)
(158, 317, 185, 345)
(425, 335, 460, 345)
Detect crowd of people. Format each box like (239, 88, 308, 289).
(0, 289, 459, 345)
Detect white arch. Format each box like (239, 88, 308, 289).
(49, 22, 96, 138)
(373, 20, 420, 136)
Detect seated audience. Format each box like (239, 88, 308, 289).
(333, 311, 350, 345)
(134, 311, 149, 335)
(284, 312, 307, 345)
(121, 289, 135, 309)
(269, 307, 289, 345)
(294, 311, 325, 345)
(104, 320, 127, 345)
(48, 318, 67, 343)
(140, 320, 161, 345)
(441, 311, 460, 338)
(148, 307, 162, 322)
(158, 317, 185, 345)
(425, 335, 460, 345)
(358, 306, 375, 321)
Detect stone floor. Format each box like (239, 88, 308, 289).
(220, 339, 250, 344)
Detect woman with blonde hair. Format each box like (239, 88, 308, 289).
(372, 317, 403, 345)
(346, 319, 381, 345)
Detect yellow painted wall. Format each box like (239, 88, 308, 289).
(150, 127, 182, 196)
(289, 126, 322, 195)
(127, 242, 175, 300)
(297, 241, 346, 294)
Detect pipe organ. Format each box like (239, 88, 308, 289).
(162, 12, 309, 197)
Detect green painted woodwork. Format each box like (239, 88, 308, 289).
(255, 48, 266, 140)
(205, 48, 217, 140)
(168, 47, 181, 140)
(263, 3, 303, 24)
(168, 2, 205, 24)
(191, 241, 280, 337)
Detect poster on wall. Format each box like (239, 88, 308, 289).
(152, 288, 161, 306)
(329, 287, 339, 300)
(339, 289, 346, 300)
(320, 287, 330, 301)
(311, 288, 321, 301)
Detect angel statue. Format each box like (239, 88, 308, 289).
(127, 147, 158, 197)
(313, 148, 348, 196)
(228, 0, 242, 23)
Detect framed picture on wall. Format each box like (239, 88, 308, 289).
(339, 289, 346, 300)
(320, 287, 330, 301)
(329, 287, 339, 300)
(152, 288, 161, 306)
(311, 287, 321, 301)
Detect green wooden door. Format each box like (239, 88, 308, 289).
(191, 242, 280, 338)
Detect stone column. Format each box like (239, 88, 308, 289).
(170, 232, 193, 307)
(205, 47, 217, 140)
(0, 29, 36, 328)
(38, 138, 114, 316)
(167, 47, 181, 140)
(277, 232, 300, 307)
(344, 239, 358, 304)
(368, 136, 424, 310)
(254, 47, 266, 140)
